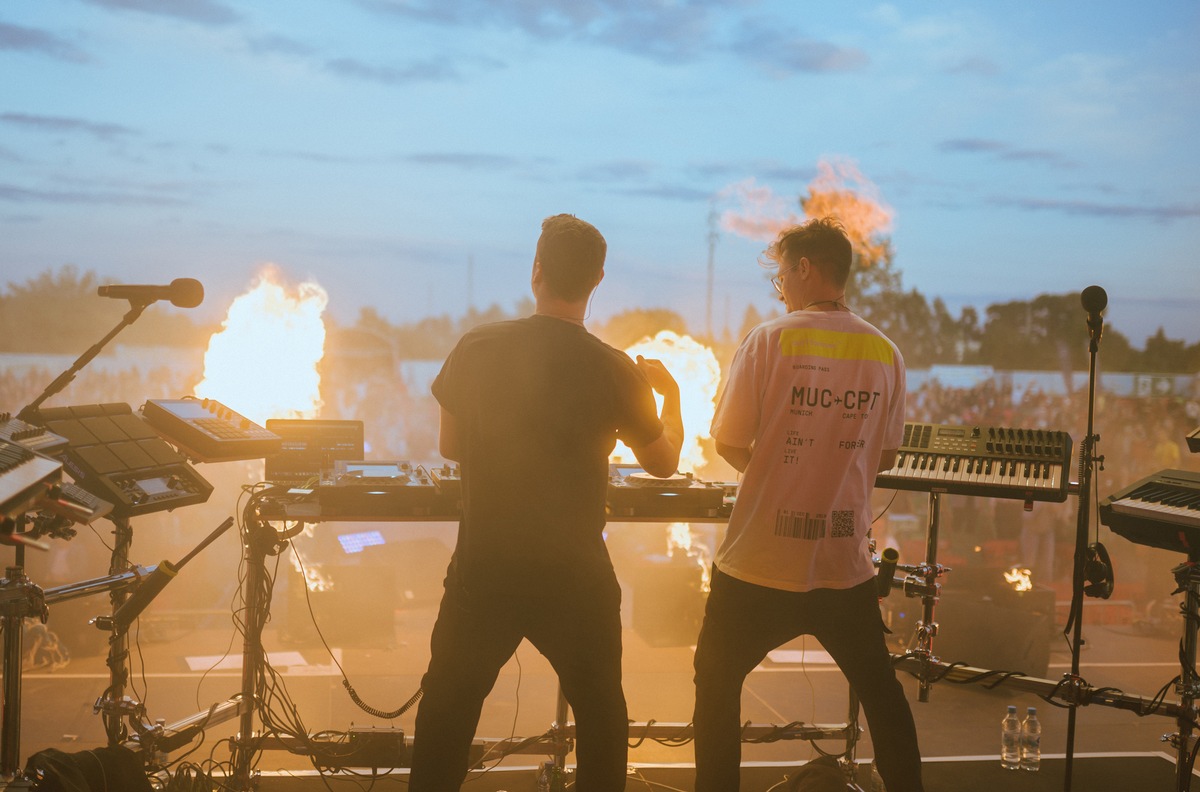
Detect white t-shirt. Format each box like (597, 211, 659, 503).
(711, 310, 906, 592)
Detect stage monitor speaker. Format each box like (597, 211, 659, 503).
(934, 588, 1052, 677)
(285, 564, 396, 648)
(360, 536, 451, 607)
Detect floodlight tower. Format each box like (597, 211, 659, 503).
(706, 201, 718, 340)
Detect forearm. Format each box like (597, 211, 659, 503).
(658, 387, 684, 456)
(632, 386, 684, 477)
(438, 407, 460, 462)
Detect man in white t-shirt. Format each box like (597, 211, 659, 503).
(694, 218, 924, 792)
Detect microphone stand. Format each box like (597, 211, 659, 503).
(1062, 306, 1104, 792)
(16, 301, 149, 423)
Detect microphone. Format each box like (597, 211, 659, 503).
(104, 516, 234, 633)
(875, 546, 899, 598)
(109, 560, 177, 633)
(97, 278, 204, 308)
(1080, 284, 1107, 342)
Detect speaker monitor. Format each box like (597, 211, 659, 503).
(285, 564, 396, 648)
(934, 588, 1052, 677)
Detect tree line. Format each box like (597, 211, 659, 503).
(2, 264, 1197, 374)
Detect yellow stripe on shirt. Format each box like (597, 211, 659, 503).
(779, 328, 895, 364)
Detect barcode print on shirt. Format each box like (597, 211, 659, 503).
(775, 510, 826, 539)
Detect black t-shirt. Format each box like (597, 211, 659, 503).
(432, 315, 664, 591)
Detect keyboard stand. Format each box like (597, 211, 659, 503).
(1165, 554, 1200, 792)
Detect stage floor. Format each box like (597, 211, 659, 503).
(244, 753, 1194, 791)
(5, 518, 1197, 791)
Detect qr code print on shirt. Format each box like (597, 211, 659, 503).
(831, 510, 855, 538)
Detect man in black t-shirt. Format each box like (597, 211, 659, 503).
(409, 214, 684, 792)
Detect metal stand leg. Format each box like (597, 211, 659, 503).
(1168, 555, 1200, 792)
(900, 492, 950, 703)
(0, 567, 24, 778)
(538, 684, 572, 790)
(96, 517, 135, 746)
(843, 689, 867, 790)
(230, 514, 274, 791)
(552, 685, 570, 769)
(0, 524, 39, 778)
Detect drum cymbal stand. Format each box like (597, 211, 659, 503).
(90, 517, 235, 754)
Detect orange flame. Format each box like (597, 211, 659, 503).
(1004, 566, 1033, 592)
(194, 266, 328, 426)
(667, 522, 693, 555)
(612, 331, 721, 473)
(800, 158, 893, 267)
(666, 521, 712, 593)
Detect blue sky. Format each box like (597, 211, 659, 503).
(2, 0, 1198, 345)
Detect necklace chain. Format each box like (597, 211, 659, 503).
(802, 298, 847, 311)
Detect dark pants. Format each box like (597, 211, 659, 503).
(693, 569, 924, 792)
(409, 569, 628, 791)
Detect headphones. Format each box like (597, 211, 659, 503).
(1083, 542, 1115, 599)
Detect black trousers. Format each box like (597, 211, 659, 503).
(693, 569, 924, 792)
(409, 569, 628, 791)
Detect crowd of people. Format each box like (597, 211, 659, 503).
(3, 340, 1197, 610)
(891, 376, 1200, 604)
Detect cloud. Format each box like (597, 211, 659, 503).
(261, 148, 539, 171)
(0, 112, 137, 140)
(356, 1, 870, 70)
(0, 181, 187, 206)
(0, 22, 90, 62)
(355, 0, 719, 63)
(591, 5, 712, 62)
(731, 17, 868, 76)
(575, 160, 655, 182)
(943, 55, 999, 77)
(990, 195, 1200, 222)
(405, 152, 528, 171)
(78, 0, 240, 26)
(324, 56, 459, 85)
(263, 149, 380, 165)
(617, 184, 714, 202)
(758, 164, 817, 182)
(243, 34, 468, 85)
(245, 34, 316, 58)
(687, 161, 816, 183)
(939, 138, 1004, 154)
(939, 137, 1076, 169)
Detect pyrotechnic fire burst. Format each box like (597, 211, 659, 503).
(613, 330, 721, 474)
(1004, 566, 1033, 592)
(194, 266, 328, 426)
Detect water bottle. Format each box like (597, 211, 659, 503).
(1001, 704, 1021, 769)
(1020, 706, 1041, 771)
